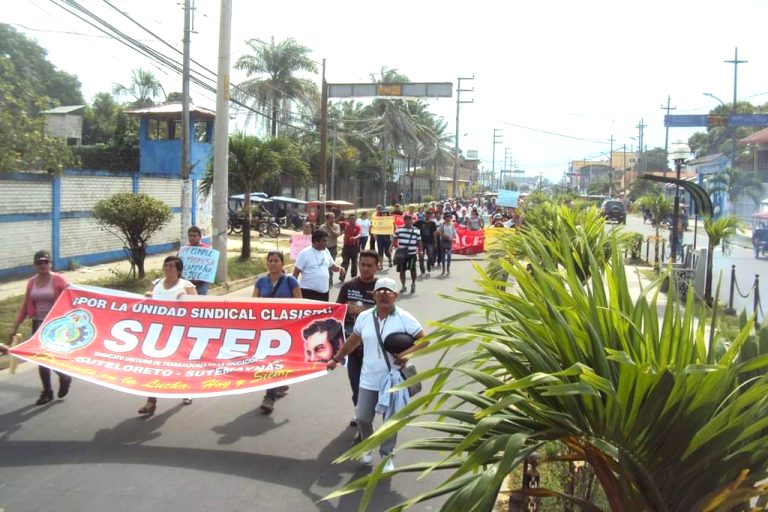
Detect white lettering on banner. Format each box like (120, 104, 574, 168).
(253, 329, 291, 360)
(104, 321, 292, 361)
(105, 320, 142, 352)
(187, 327, 223, 360)
(142, 324, 185, 358)
(216, 329, 257, 359)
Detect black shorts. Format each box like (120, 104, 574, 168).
(396, 253, 417, 272)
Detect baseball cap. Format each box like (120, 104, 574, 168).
(34, 250, 51, 263)
(374, 277, 398, 293)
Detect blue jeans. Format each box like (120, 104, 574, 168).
(356, 388, 397, 456)
(441, 246, 452, 271)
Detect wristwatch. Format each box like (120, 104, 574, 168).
(331, 354, 341, 363)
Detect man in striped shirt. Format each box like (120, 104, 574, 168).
(393, 214, 422, 294)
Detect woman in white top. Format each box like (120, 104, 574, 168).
(437, 212, 457, 276)
(356, 212, 372, 252)
(138, 255, 197, 416)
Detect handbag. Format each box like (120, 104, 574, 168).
(373, 316, 421, 397)
(393, 247, 407, 266)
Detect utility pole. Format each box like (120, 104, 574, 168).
(492, 128, 502, 191)
(319, 59, 328, 216)
(212, 0, 231, 283)
(660, 95, 676, 176)
(330, 119, 336, 200)
(453, 76, 474, 199)
(636, 118, 647, 174)
(180, 0, 192, 241)
(725, 47, 747, 169)
(608, 134, 614, 197)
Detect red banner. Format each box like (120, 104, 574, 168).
(452, 225, 485, 254)
(9, 285, 347, 398)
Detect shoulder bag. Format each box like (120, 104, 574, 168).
(373, 315, 421, 397)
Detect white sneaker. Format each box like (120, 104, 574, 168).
(361, 451, 373, 465)
(383, 458, 395, 472)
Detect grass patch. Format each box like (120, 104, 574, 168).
(226, 255, 268, 281)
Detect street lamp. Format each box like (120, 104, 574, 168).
(703, 92, 736, 168)
(703, 92, 726, 107)
(670, 141, 690, 263)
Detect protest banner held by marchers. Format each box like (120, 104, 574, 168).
(9, 285, 347, 398)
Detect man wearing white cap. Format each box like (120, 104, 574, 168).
(327, 277, 427, 471)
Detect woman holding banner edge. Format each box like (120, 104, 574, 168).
(253, 251, 302, 414)
(137, 255, 197, 416)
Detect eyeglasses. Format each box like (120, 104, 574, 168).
(35, 260, 51, 265)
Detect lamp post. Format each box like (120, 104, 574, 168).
(670, 141, 690, 263)
(703, 92, 734, 167)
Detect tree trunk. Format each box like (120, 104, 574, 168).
(134, 245, 146, 279)
(705, 242, 714, 306)
(271, 98, 278, 138)
(242, 183, 252, 259)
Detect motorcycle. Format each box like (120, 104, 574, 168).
(642, 209, 653, 224)
(227, 211, 244, 234)
(254, 214, 281, 238)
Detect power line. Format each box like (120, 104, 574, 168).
(496, 120, 610, 145)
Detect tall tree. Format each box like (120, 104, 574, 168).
(0, 26, 78, 172)
(82, 92, 119, 145)
(199, 134, 309, 258)
(112, 68, 166, 107)
(234, 37, 318, 137)
(709, 167, 765, 214)
(687, 101, 768, 167)
(0, 24, 84, 109)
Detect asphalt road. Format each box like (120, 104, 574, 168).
(0, 257, 485, 512)
(620, 215, 767, 320)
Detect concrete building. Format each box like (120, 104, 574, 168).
(41, 105, 86, 145)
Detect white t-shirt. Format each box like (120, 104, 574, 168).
(356, 218, 372, 237)
(295, 246, 335, 293)
(353, 307, 424, 391)
(152, 278, 194, 299)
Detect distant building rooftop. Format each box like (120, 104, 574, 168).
(687, 153, 725, 165)
(41, 105, 86, 115)
(126, 103, 215, 120)
(740, 127, 768, 145)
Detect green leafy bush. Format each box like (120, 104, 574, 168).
(329, 233, 768, 511)
(93, 193, 172, 278)
(72, 144, 139, 172)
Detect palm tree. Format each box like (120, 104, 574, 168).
(234, 37, 318, 137)
(112, 68, 165, 107)
(363, 68, 424, 195)
(636, 194, 673, 269)
(327, 233, 768, 511)
(709, 167, 764, 216)
(703, 215, 744, 306)
(199, 133, 309, 259)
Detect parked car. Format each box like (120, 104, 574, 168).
(600, 200, 626, 224)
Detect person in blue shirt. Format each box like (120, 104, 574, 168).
(253, 251, 302, 413)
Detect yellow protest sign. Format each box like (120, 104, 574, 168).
(371, 216, 395, 235)
(484, 227, 511, 250)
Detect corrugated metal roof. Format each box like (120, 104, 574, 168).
(125, 103, 215, 119)
(740, 127, 768, 145)
(41, 105, 86, 115)
(687, 153, 724, 165)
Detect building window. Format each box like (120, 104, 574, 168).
(147, 119, 169, 140)
(194, 121, 211, 143)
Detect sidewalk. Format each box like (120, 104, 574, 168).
(0, 232, 297, 301)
